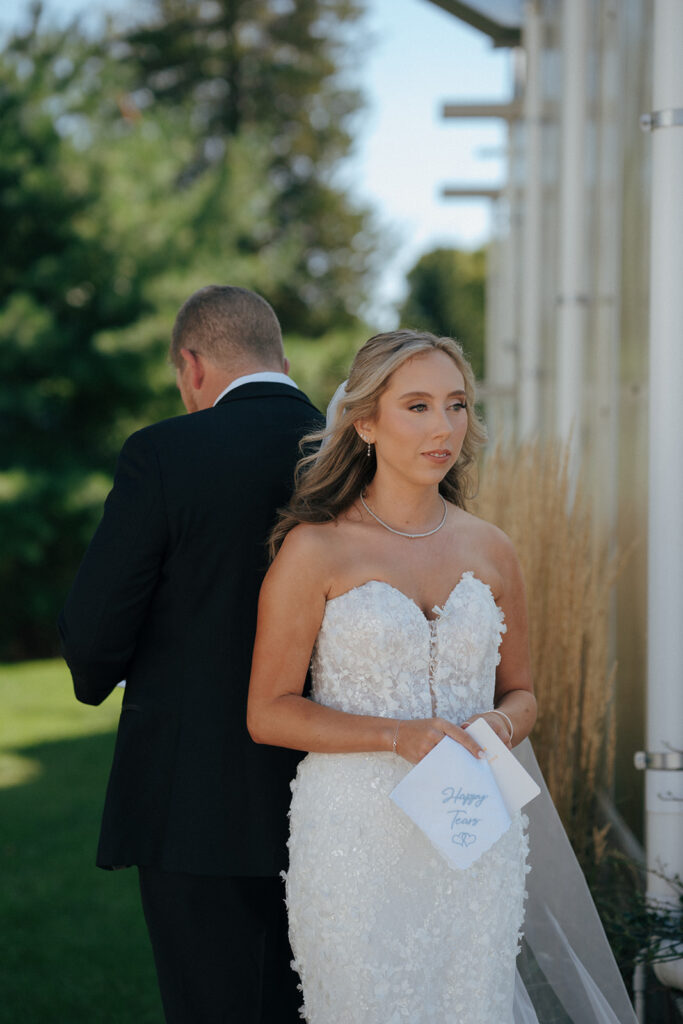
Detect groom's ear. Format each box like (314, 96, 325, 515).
(180, 348, 205, 391)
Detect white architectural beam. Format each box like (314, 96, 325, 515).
(556, 0, 588, 456)
(442, 101, 522, 119)
(641, 0, 683, 981)
(519, 0, 543, 439)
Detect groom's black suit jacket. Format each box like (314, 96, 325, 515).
(59, 382, 322, 877)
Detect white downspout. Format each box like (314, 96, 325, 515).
(556, 0, 588, 458)
(518, 0, 542, 439)
(637, 0, 683, 994)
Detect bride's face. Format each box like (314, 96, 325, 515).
(359, 349, 469, 486)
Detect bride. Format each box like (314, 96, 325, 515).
(247, 329, 536, 1023)
(247, 329, 637, 1024)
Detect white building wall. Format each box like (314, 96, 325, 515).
(486, 0, 654, 836)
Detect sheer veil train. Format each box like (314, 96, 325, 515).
(324, 381, 637, 1024)
(514, 741, 636, 1023)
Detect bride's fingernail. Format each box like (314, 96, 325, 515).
(477, 749, 486, 759)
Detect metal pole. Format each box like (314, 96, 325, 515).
(637, 0, 683, 993)
(632, 960, 647, 1024)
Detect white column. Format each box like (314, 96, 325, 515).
(644, 0, 683, 978)
(485, 214, 517, 440)
(519, 0, 543, 438)
(591, 0, 622, 542)
(556, 0, 588, 455)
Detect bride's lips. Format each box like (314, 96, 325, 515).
(422, 449, 452, 463)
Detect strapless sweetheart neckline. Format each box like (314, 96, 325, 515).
(325, 570, 498, 624)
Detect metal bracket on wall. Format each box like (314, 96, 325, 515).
(634, 749, 683, 770)
(640, 107, 683, 131)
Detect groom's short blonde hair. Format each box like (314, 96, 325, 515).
(170, 285, 284, 371)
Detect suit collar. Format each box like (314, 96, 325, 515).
(213, 372, 297, 406)
(215, 381, 316, 409)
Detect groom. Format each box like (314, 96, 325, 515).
(59, 285, 322, 1023)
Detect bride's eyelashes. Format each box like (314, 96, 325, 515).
(407, 401, 467, 412)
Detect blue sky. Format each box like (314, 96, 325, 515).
(2, 0, 512, 324)
(347, 0, 511, 320)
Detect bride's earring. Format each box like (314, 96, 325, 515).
(360, 434, 372, 458)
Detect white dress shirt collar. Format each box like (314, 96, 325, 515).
(213, 371, 298, 407)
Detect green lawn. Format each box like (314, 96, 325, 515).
(0, 660, 163, 1023)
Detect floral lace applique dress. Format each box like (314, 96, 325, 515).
(286, 572, 529, 1024)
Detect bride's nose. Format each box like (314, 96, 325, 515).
(430, 409, 453, 438)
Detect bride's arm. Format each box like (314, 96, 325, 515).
(247, 525, 484, 763)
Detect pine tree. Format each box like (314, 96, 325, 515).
(119, 0, 377, 333)
(0, 15, 175, 657)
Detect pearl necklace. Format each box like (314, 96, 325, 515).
(359, 491, 448, 539)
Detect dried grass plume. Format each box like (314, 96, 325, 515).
(473, 441, 622, 863)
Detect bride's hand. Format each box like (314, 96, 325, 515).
(394, 717, 484, 764)
(460, 711, 513, 750)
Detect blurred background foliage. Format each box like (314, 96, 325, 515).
(0, 0, 486, 660)
(399, 246, 486, 381)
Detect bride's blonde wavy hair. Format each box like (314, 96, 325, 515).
(270, 329, 487, 557)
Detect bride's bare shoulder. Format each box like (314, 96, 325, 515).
(449, 507, 523, 595)
(272, 520, 350, 593)
(453, 506, 516, 552)
(278, 521, 336, 559)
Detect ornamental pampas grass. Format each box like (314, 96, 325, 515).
(473, 441, 621, 866)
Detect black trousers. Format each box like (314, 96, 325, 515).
(138, 867, 301, 1024)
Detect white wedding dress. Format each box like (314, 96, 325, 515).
(286, 572, 529, 1024)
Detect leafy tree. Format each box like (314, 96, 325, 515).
(0, 15, 179, 658)
(0, 1, 379, 659)
(117, 0, 378, 334)
(399, 247, 486, 380)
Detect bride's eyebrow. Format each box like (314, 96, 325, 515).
(398, 390, 467, 399)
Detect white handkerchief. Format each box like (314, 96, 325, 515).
(465, 717, 540, 814)
(390, 737, 511, 870)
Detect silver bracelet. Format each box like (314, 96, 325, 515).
(489, 708, 513, 741)
(392, 721, 401, 753)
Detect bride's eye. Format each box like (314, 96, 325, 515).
(409, 403, 428, 412)
(450, 402, 467, 411)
